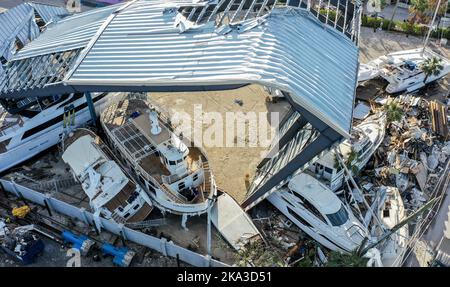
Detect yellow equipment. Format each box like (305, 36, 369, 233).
(12, 205, 31, 218)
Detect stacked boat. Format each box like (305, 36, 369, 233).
(100, 94, 217, 228)
(308, 112, 387, 192)
(0, 92, 109, 173)
(268, 173, 369, 253)
(62, 128, 154, 223)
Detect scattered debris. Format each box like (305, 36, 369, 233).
(353, 102, 371, 120)
(429, 100, 449, 139)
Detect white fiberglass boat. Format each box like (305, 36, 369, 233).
(0, 93, 109, 173)
(62, 128, 153, 223)
(368, 48, 450, 93)
(101, 94, 217, 228)
(373, 186, 409, 267)
(309, 112, 386, 192)
(357, 63, 380, 83)
(267, 173, 368, 253)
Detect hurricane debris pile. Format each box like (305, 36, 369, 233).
(365, 95, 449, 213)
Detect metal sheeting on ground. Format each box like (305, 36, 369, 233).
(67, 1, 359, 137)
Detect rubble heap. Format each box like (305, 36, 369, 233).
(368, 95, 449, 212)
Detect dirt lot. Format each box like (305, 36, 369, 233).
(151, 86, 291, 203)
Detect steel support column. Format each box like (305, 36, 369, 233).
(257, 111, 308, 169)
(241, 92, 346, 210)
(85, 92, 97, 124)
(242, 127, 341, 210)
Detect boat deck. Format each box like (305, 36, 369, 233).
(101, 97, 214, 204)
(133, 112, 171, 147)
(1, 147, 238, 265)
(0, 108, 23, 137)
(64, 129, 153, 223)
(139, 154, 170, 182)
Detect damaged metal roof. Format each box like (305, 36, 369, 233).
(13, 3, 122, 60)
(0, 0, 362, 137)
(0, 2, 69, 87)
(0, 2, 69, 60)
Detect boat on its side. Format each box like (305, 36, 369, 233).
(368, 48, 450, 93)
(267, 173, 368, 253)
(100, 94, 217, 227)
(0, 92, 109, 173)
(373, 186, 409, 267)
(308, 112, 386, 192)
(62, 128, 153, 223)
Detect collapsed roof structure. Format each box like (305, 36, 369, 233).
(0, 2, 69, 63)
(0, 0, 362, 209)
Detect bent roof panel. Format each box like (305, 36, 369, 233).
(0, 3, 39, 58)
(29, 2, 69, 23)
(12, 4, 121, 60)
(67, 2, 358, 137)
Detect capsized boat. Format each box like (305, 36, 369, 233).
(368, 48, 450, 93)
(308, 112, 386, 192)
(100, 94, 217, 228)
(62, 128, 154, 223)
(267, 173, 368, 253)
(373, 186, 409, 267)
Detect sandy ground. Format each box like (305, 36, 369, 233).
(359, 27, 450, 63)
(150, 86, 291, 203)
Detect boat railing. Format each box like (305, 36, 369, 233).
(0, 115, 23, 137)
(161, 174, 181, 185)
(346, 224, 367, 245)
(136, 163, 189, 204)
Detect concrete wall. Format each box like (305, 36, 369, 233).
(0, 179, 228, 267)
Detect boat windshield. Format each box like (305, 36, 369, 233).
(326, 204, 349, 226)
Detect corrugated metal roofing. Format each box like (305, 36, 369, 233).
(29, 2, 69, 23)
(13, 3, 121, 60)
(0, 3, 40, 60)
(67, 1, 359, 137)
(0, 0, 360, 137)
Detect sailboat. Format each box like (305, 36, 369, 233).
(372, 186, 409, 267)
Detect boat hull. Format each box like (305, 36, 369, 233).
(268, 191, 361, 253)
(0, 95, 109, 173)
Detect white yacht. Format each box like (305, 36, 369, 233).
(268, 173, 368, 253)
(372, 186, 409, 267)
(62, 128, 154, 223)
(308, 112, 386, 192)
(0, 93, 109, 173)
(100, 94, 217, 228)
(357, 63, 380, 83)
(368, 48, 450, 93)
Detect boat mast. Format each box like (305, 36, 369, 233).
(359, 195, 441, 256)
(422, 0, 442, 55)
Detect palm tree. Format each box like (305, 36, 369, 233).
(421, 56, 444, 83)
(325, 250, 368, 267)
(384, 101, 403, 123)
(409, 0, 430, 24)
